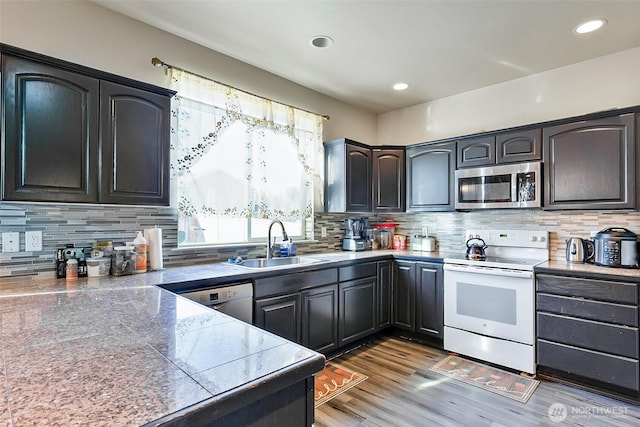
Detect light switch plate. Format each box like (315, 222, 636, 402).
(2, 232, 20, 253)
(25, 231, 43, 252)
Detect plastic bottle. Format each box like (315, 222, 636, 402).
(133, 231, 147, 273)
(66, 258, 78, 282)
(279, 240, 289, 257)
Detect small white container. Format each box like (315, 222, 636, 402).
(411, 235, 437, 252)
(87, 257, 111, 277)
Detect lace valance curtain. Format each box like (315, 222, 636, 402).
(168, 68, 323, 227)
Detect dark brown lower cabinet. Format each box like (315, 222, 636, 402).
(393, 261, 416, 330)
(302, 285, 339, 353)
(536, 273, 640, 394)
(339, 276, 376, 346)
(254, 293, 302, 344)
(392, 260, 444, 339)
(377, 260, 393, 329)
(254, 260, 397, 354)
(254, 268, 338, 351)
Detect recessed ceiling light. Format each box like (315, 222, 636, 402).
(393, 83, 409, 91)
(310, 35, 333, 48)
(574, 19, 607, 34)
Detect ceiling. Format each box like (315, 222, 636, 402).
(93, 0, 640, 114)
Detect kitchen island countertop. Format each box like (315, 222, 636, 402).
(0, 268, 326, 426)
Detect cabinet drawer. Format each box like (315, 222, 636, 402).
(536, 274, 638, 304)
(538, 339, 640, 392)
(537, 293, 638, 326)
(254, 268, 338, 298)
(339, 262, 377, 282)
(537, 312, 639, 358)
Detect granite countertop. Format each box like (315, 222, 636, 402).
(6, 247, 631, 425)
(536, 259, 640, 283)
(0, 270, 325, 426)
(0, 248, 445, 426)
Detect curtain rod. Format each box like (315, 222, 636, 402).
(151, 57, 330, 120)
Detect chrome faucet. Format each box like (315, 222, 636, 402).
(267, 220, 289, 259)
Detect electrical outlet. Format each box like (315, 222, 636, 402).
(2, 232, 20, 253)
(321, 227, 327, 238)
(25, 230, 43, 252)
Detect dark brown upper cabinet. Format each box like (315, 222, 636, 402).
(325, 138, 404, 212)
(406, 142, 456, 212)
(324, 139, 372, 212)
(1, 45, 173, 206)
(457, 129, 541, 168)
(456, 135, 495, 168)
(373, 148, 405, 212)
(496, 128, 541, 164)
(3, 55, 100, 203)
(543, 113, 635, 210)
(100, 81, 170, 205)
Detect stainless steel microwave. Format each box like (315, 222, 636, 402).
(455, 161, 542, 209)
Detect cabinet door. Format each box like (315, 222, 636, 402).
(406, 142, 456, 211)
(100, 81, 170, 205)
(415, 262, 444, 338)
(301, 285, 338, 353)
(373, 149, 405, 212)
(339, 277, 376, 346)
(377, 260, 393, 329)
(456, 136, 495, 168)
(3, 55, 99, 202)
(543, 113, 635, 210)
(346, 143, 373, 212)
(496, 128, 541, 164)
(392, 260, 416, 330)
(254, 293, 301, 343)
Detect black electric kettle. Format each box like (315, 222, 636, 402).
(466, 237, 487, 260)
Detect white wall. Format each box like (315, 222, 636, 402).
(378, 47, 640, 145)
(0, 0, 377, 144)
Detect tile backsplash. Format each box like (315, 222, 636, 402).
(2, 201, 640, 278)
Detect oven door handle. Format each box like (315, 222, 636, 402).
(443, 264, 533, 279)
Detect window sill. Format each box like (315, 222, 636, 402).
(171, 239, 319, 252)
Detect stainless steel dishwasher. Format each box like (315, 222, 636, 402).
(180, 282, 253, 323)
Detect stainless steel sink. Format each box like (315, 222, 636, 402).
(235, 256, 322, 269)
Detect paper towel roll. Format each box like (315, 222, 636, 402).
(144, 227, 163, 271)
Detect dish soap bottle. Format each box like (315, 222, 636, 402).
(133, 231, 147, 273)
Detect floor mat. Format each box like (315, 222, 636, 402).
(314, 362, 368, 407)
(430, 355, 540, 403)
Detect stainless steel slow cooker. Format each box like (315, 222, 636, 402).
(593, 227, 639, 268)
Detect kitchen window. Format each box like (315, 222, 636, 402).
(168, 68, 323, 246)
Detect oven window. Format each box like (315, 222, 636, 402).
(456, 282, 517, 325)
(458, 174, 512, 203)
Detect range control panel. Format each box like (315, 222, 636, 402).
(466, 229, 549, 249)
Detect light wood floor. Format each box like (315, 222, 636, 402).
(314, 336, 640, 427)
